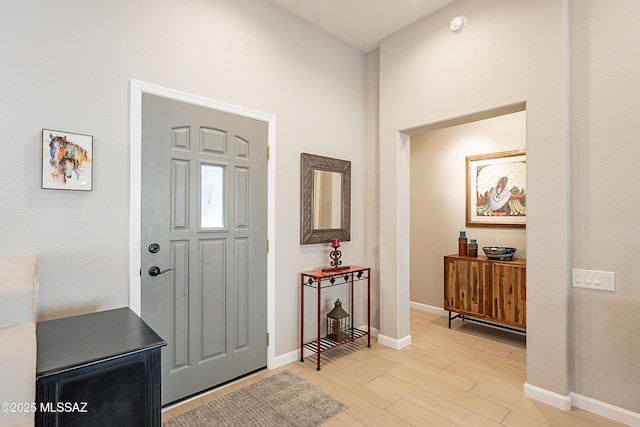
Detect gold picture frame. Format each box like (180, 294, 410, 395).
(466, 150, 526, 228)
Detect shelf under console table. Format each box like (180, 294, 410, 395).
(300, 266, 371, 370)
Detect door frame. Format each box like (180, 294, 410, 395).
(128, 79, 277, 370)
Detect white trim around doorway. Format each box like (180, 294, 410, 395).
(128, 79, 277, 369)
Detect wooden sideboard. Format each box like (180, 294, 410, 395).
(444, 254, 526, 331)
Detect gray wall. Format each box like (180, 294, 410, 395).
(379, 0, 640, 415)
(569, 0, 640, 411)
(0, 0, 376, 359)
(379, 0, 571, 397)
(3, 0, 638, 417)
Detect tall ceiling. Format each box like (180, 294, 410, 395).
(264, 0, 457, 52)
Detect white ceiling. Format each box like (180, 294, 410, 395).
(265, 0, 457, 52)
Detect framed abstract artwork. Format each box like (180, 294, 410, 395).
(466, 150, 526, 228)
(41, 129, 93, 191)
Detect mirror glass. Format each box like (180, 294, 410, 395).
(313, 170, 342, 230)
(300, 153, 351, 244)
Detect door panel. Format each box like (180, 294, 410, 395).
(171, 240, 189, 371)
(141, 93, 267, 404)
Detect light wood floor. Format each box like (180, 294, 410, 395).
(162, 309, 625, 426)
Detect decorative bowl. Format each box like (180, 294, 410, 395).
(482, 246, 517, 261)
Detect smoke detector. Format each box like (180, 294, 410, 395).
(450, 16, 466, 34)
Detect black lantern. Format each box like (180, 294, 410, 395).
(326, 299, 349, 342)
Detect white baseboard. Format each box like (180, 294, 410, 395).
(359, 324, 380, 337)
(409, 301, 447, 315)
(524, 383, 640, 426)
(571, 392, 640, 427)
(523, 382, 571, 410)
(377, 333, 411, 350)
(273, 349, 300, 369)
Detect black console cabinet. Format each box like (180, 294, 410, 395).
(35, 308, 166, 427)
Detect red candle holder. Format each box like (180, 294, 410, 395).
(329, 240, 342, 268)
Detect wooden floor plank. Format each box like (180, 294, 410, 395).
(380, 363, 511, 423)
(162, 309, 623, 427)
(445, 360, 523, 396)
(330, 349, 386, 382)
(311, 363, 400, 409)
(322, 412, 366, 426)
(371, 373, 505, 427)
(395, 345, 455, 369)
(297, 368, 413, 427)
(369, 348, 478, 391)
(502, 409, 552, 427)
(386, 399, 460, 427)
(426, 345, 527, 384)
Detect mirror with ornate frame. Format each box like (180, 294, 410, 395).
(300, 153, 351, 244)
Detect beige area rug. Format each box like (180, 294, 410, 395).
(163, 370, 348, 427)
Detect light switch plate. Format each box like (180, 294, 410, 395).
(572, 268, 615, 291)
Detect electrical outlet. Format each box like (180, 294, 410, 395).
(572, 268, 615, 291)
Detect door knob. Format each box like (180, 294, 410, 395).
(148, 266, 174, 277)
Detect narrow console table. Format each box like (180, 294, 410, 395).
(300, 266, 371, 370)
(35, 307, 166, 427)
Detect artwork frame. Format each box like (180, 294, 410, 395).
(41, 128, 93, 191)
(466, 149, 526, 228)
